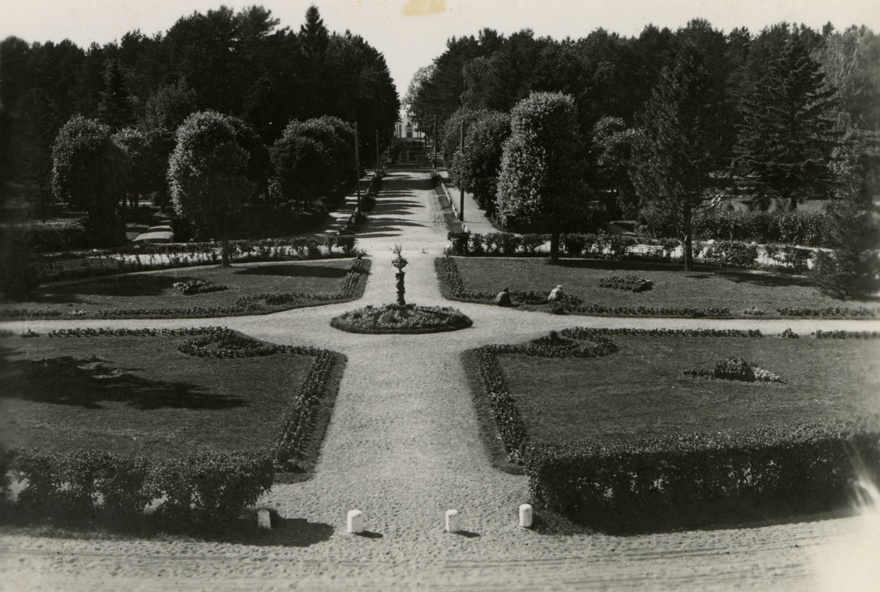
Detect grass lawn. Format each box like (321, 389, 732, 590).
(449, 257, 879, 316)
(1, 258, 369, 319)
(0, 332, 314, 459)
(498, 336, 880, 444)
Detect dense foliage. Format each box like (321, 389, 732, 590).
(2, 5, 399, 219)
(496, 92, 588, 260)
(408, 21, 880, 287)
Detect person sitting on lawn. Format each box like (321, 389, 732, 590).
(548, 285, 564, 303)
(495, 287, 512, 307)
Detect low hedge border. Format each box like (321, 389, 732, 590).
(437, 256, 878, 319)
(40, 235, 361, 283)
(0, 257, 371, 321)
(4, 448, 274, 526)
(468, 328, 880, 533)
(30, 327, 345, 480)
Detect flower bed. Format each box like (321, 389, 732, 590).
(172, 279, 227, 295)
(683, 357, 784, 383)
(597, 275, 653, 292)
(330, 303, 473, 334)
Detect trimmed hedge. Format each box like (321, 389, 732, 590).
(8, 448, 273, 524)
(40, 235, 360, 283)
(525, 425, 880, 533)
(446, 232, 820, 273)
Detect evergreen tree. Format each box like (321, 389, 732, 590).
(810, 199, 879, 299)
(631, 45, 717, 271)
(300, 5, 329, 63)
(735, 33, 838, 209)
(97, 59, 133, 130)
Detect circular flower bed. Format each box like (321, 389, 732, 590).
(331, 303, 473, 334)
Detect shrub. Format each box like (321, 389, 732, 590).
(151, 451, 274, 523)
(525, 425, 880, 533)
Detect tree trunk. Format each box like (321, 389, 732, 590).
(790, 194, 798, 211)
(550, 231, 560, 263)
(683, 202, 693, 271)
(221, 235, 230, 267)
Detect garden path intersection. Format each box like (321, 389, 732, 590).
(3, 168, 880, 591)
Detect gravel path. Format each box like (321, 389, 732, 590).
(2, 168, 879, 591)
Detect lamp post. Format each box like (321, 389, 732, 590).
(354, 122, 361, 209)
(459, 120, 464, 222)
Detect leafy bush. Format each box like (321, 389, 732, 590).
(151, 451, 273, 523)
(525, 425, 880, 533)
(702, 241, 759, 268)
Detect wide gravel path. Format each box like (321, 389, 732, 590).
(2, 164, 879, 591)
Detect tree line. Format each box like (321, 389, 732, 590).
(1, 5, 399, 219)
(408, 20, 880, 296)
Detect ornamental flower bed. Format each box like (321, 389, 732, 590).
(597, 275, 653, 292)
(683, 357, 785, 383)
(331, 303, 473, 334)
(172, 279, 227, 295)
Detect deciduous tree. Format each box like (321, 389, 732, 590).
(496, 92, 586, 261)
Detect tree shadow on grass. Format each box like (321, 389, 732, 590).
(236, 264, 349, 279)
(0, 355, 245, 410)
(44, 275, 190, 298)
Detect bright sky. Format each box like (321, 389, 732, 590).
(2, 0, 879, 101)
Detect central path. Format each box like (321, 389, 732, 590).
(2, 158, 878, 591)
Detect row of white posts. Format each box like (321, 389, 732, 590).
(342, 505, 533, 535)
(257, 505, 535, 533)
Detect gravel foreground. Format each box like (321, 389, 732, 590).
(2, 169, 880, 591)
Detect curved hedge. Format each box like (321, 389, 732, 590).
(331, 303, 473, 334)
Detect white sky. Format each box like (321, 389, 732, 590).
(2, 0, 879, 101)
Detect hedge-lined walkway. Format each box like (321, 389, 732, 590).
(2, 166, 880, 591)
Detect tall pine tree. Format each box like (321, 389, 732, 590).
(735, 33, 838, 210)
(631, 45, 717, 271)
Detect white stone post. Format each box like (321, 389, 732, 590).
(445, 509, 461, 533)
(257, 509, 272, 530)
(347, 509, 364, 534)
(519, 504, 533, 528)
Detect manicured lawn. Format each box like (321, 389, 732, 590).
(449, 257, 879, 316)
(0, 333, 313, 459)
(498, 336, 880, 443)
(0, 258, 369, 319)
